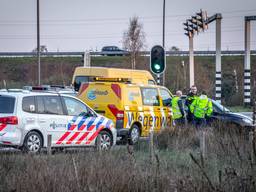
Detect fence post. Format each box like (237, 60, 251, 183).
(47, 134, 52, 155)
(249, 131, 254, 163)
(253, 100, 256, 125)
(200, 130, 206, 158)
(97, 133, 102, 154)
(149, 128, 154, 163)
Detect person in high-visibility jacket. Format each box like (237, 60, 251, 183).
(190, 91, 213, 128)
(185, 85, 199, 123)
(171, 90, 185, 126)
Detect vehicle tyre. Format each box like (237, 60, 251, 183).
(128, 124, 140, 145)
(96, 130, 113, 150)
(23, 131, 43, 153)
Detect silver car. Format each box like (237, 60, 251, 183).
(0, 89, 116, 152)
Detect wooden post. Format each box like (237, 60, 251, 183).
(200, 130, 206, 158)
(97, 133, 102, 153)
(253, 100, 256, 125)
(47, 134, 52, 155)
(249, 131, 254, 163)
(149, 128, 154, 163)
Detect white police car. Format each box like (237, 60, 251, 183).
(0, 89, 116, 152)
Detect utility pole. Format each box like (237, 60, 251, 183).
(162, 0, 166, 86)
(37, 0, 41, 85)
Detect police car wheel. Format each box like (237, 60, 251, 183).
(23, 131, 43, 153)
(129, 124, 140, 145)
(96, 131, 113, 150)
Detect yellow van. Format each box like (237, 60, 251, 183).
(77, 78, 172, 144)
(72, 67, 156, 92)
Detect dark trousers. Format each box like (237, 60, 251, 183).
(193, 117, 206, 129)
(174, 117, 185, 126)
(187, 111, 194, 123)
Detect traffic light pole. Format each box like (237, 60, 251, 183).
(215, 14, 222, 103)
(157, 74, 160, 85)
(189, 36, 194, 87)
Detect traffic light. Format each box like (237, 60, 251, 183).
(183, 21, 194, 38)
(184, 9, 208, 37)
(196, 9, 208, 30)
(150, 45, 165, 75)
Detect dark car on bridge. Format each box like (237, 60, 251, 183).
(101, 46, 129, 56)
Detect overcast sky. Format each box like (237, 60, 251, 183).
(0, 0, 255, 52)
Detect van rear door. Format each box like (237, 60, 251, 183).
(77, 82, 123, 125)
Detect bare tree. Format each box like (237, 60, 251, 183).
(123, 16, 146, 69)
(32, 45, 48, 53)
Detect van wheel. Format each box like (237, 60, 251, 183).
(129, 124, 140, 145)
(23, 131, 43, 153)
(96, 131, 113, 150)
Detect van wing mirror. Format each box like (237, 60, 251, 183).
(131, 100, 137, 105)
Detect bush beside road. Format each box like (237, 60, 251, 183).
(1, 125, 256, 192)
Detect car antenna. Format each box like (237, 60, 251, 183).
(3, 80, 9, 92)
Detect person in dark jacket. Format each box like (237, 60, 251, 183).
(185, 85, 198, 123)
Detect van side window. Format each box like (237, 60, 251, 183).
(22, 96, 36, 113)
(160, 89, 172, 106)
(141, 88, 160, 106)
(74, 76, 90, 92)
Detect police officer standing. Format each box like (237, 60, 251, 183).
(190, 91, 213, 128)
(185, 85, 198, 123)
(171, 90, 185, 126)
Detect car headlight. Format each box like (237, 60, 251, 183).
(243, 118, 253, 125)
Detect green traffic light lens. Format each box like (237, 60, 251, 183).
(154, 64, 161, 70)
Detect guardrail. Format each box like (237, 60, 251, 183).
(0, 50, 255, 57)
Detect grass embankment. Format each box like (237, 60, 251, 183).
(1, 125, 256, 192)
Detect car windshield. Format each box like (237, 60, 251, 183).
(212, 100, 230, 112)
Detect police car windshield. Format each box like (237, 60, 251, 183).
(0, 95, 15, 113)
(212, 100, 230, 112)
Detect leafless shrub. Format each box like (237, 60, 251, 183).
(1, 123, 256, 192)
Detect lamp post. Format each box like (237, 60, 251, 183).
(37, 0, 41, 85)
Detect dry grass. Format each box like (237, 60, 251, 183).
(1, 124, 256, 192)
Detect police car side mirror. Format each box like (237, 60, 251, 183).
(87, 110, 95, 117)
